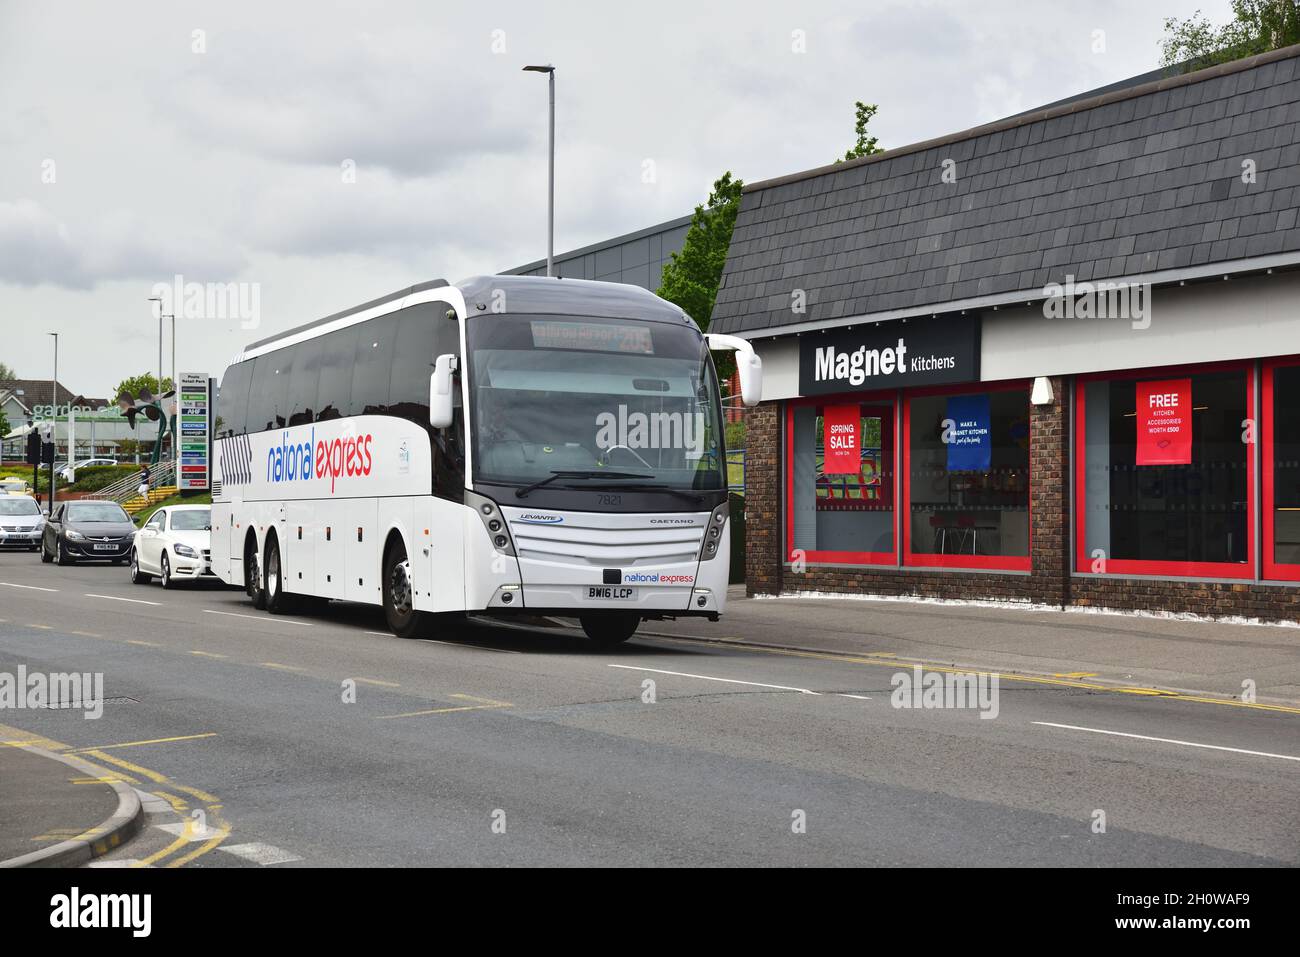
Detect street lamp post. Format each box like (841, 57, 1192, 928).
(47, 332, 58, 513)
(523, 64, 556, 277)
(147, 296, 163, 395)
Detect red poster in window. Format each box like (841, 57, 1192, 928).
(1136, 378, 1193, 465)
(823, 405, 859, 474)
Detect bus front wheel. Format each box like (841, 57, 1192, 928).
(383, 542, 431, 639)
(580, 612, 640, 647)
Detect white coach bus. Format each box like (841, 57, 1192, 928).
(212, 276, 760, 644)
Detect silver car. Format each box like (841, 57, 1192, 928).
(0, 496, 45, 550)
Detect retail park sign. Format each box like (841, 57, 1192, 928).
(798, 314, 980, 396)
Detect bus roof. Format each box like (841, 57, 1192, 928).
(238, 276, 691, 361)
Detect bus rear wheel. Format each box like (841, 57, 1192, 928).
(383, 542, 431, 639)
(580, 612, 640, 647)
(245, 536, 267, 610)
(264, 537, 297, 614)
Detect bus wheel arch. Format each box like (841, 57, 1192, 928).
(382, 531, 429, 639)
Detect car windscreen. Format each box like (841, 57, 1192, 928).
(0, 498, 39, 516)
(170, 510, 211, 531)
(66, 503, 130, 523)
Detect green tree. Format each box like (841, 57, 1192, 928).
(1162, 0, 1300, 67)
(0, 361, 16, 380)
(0, 407, 9, 438)
(835, 101, 885, 164)
(113, 373, 174, 402)
(657, 171, 745, 335)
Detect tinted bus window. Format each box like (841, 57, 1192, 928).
(349, 315, 397, 416)
(247, 349, 293, 433)
(217, 362, 252, 437)
(287, 337, 324, 427)
(316, 324, 359, 422)
(390, 305, 439, 423)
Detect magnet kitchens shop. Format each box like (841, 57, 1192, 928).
(710, 46, 1300, 622)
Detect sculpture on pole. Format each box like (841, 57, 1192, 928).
(116, 387, 175, 467)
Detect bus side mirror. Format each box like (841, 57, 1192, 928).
(705, 333, 763, 407)
(430, 354, 458, 429)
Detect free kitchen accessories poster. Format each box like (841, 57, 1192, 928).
(1135, 378, 1193, 466)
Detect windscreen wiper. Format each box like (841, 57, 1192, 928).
(515, 470, 652, 498)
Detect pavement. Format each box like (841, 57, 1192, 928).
(0, 736, 141, 867)
(0, 551, 1296, 867)
(651, 585, 1300, 708)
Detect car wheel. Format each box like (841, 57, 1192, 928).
(579, 612, 640, 647)
(160, 553, 175, 590)
(129, 549, 152, 585)
(245, 536, 266, 610)
(40, 538, 52, 564)
(55, 538, 74, 566)
(383, 541, 432, 639)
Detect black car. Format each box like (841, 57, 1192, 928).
(41, 501, 136, 565)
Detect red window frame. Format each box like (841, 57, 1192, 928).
(784, 392, 898, 566)
(901, 380, 1032, 572)
(1073, 360, 1256, 579)
(1264, 356, 1300, 582)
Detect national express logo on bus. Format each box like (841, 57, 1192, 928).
(264, 427, 375, 492)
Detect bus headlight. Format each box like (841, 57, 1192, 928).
(465, 490, 516, 557)
(697, 501, 728, 562)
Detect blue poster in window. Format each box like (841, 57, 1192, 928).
(946, 394, 991, 471)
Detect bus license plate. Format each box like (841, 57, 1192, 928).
(587, 586, 635, 600)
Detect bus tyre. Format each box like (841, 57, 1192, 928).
(383, 542, 430, 639)
(264, 537, 296, 614)
(580, 612, 640, 647)
(245, 536, 267, 610)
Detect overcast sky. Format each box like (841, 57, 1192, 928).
(0, 0, 1233, 400)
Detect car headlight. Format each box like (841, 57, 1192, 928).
(173, 543, 198, 558)
(65, 529, 86, 541)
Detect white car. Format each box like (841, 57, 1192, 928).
(0, 495, 45, 550)
(59, 458, 118, 482)
(130, 504, 213, 588)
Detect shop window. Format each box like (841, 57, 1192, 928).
(904, 386, 1031, 569)
(1076, 366, 1253, 578)
(1265, 359, 1300, 581)
(786, 400, 895, 564)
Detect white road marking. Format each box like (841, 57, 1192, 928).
(0, 581, 58, 592)
(608, 664, 821, 695)
(86, 859, 145, 868)
(1032, 721, 1300, 763)
(85, 593, 160, 606)
(836, 693, 872, 700)
(203, 609, 311, 626)
(157, 822, 219, 842)
(217, 842, 302, 865)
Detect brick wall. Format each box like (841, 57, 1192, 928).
(742, 378, 1299, 624)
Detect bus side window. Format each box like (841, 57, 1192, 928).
(315, 324, 359, 423)
(217, 362, 252, 438)
(287, 337, 323, 427)
(349, 314, 397, 417)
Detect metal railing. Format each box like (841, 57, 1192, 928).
(88, 459, 177, 505)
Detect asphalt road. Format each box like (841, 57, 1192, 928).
(0, 549, 1296, 867)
